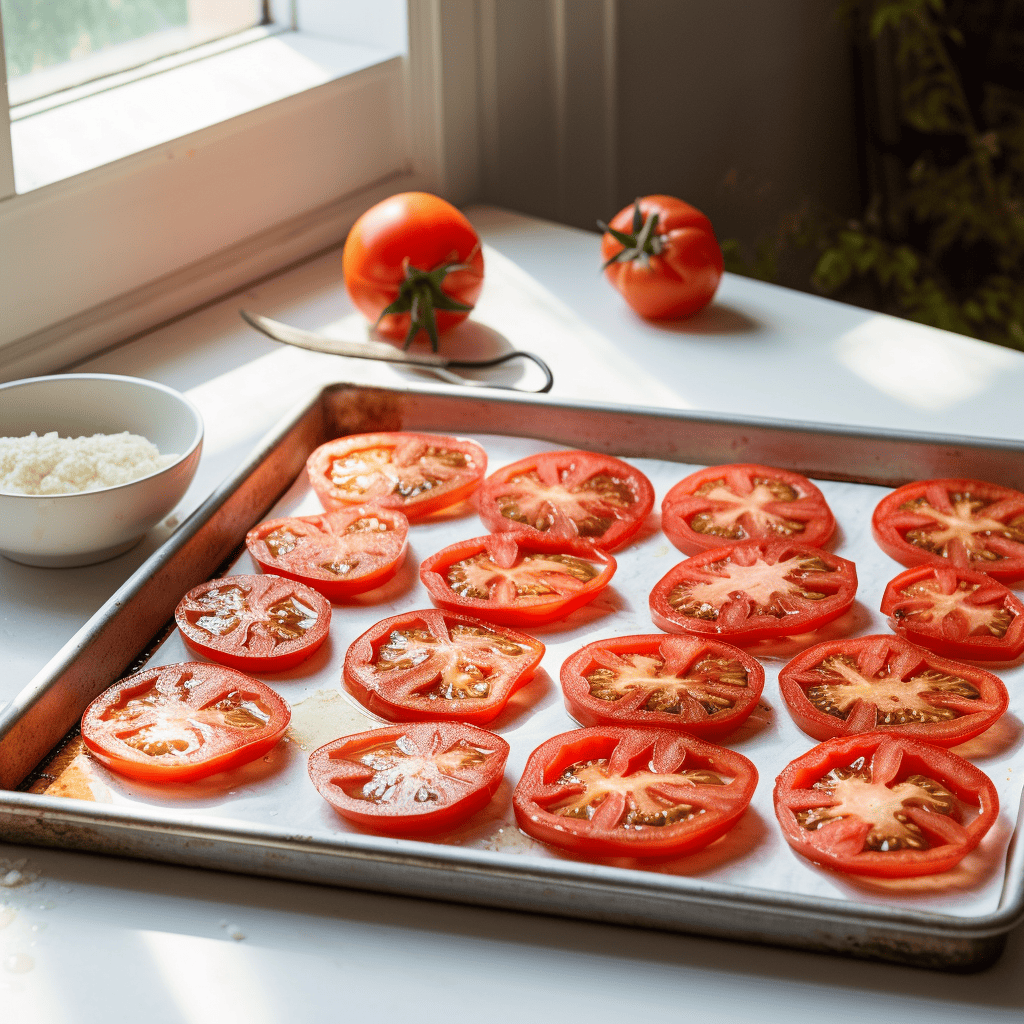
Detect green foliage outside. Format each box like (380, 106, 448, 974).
(724, 0, 1024, 351)
(1, 0, 188, 78)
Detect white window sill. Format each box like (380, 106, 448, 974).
(10, 30, 403, 193)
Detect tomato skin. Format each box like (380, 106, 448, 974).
(881, 565, 1024, 661)
(477, 449, 655, 552)
(661, 463, 836, 555)
(342, 192, 484, 346)
(774, 733, 999, 878)
(175, 574, 331, 672)
(82, 662, 291, 783)
(649, 540, 858, 643)
(245, 506, 408, 600)
(419, 531, 617, 627)
(560, 634, 764, 740)
(513, 726, 757, 858)
(308, 721, 509, 835)
(601, 196, 723, 320)
(778, 634, 1008, 746)
(344, 608, 545, 725)
(872, 478, 1024, 583)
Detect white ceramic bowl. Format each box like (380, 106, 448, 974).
(0, 373, 203, 567)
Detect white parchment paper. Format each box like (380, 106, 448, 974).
(78, 434, 1024, 920)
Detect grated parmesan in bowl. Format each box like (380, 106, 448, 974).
(0, 431, 179, 496)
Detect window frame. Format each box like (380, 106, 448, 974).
(0, 0, 481, 382)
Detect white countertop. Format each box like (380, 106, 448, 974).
(3, 207, 1024, 1020)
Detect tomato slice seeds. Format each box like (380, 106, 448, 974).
(478, 450, 655, 551)
(775, 734, 999, 877)
(650, 540, 857, 643)
(560, 633, 764, 739)
(872, 478, 1024, 583)
(662, 463, 836, 555)
(175, 574, 331, 672)
(513, 726, 757, 858)
(246, 506, 408, 599)
(309, 721, 509, 834)
(344, 609, 545, 724)
(306, 432, 487, 519)
(82, 662, 291, 783)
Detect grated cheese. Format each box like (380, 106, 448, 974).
(0, 431, 178, 495)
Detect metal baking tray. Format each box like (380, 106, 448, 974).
(2, 381, 1024, 972)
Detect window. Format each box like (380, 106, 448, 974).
(0, 2, 478, 382)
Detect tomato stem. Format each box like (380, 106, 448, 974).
(376, 258, 474, 351)
(598, 199, 665, 270)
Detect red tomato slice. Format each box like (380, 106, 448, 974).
(308, 721, 509, 834)
(419, 532, 617, 627)
(81, 661, 291, 783)
(513, 726, 757, 858)
(774, 733, 999, 877)
(477, 450, 655, 551)
(560, 634, 764, 740)
(306, 432, 487, 519)
(344, 609, 545, 724)
(661, 463, 836, 555)
(881, 565, 1024, 661)
(175, 574, 331, 672)
(778, 634, 1008, 746)
(872, 478, 1024, 583)
(245, 506, 408, 600)
(649, 540, 857, 643)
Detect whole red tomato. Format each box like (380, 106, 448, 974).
(600, 195, 723, 319)
(343, 192, 484, 351)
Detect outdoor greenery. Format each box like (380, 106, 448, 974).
(1, 0, 187, 78)
(725, 0, 1024, 351)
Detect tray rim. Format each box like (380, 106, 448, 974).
(3, 378, 1024, 944)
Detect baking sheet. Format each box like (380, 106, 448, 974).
(48, 432, 1024, 921)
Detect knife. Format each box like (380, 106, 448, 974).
(240, 311, 554, 393)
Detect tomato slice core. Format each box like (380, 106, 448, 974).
(662, 463, 836, 555)
(420, 532, 617, 627)
(872, 478, 1024, 583)
(478, 450, 655, 551)
(881, 564, 1024, 661)
(778, 634, 1008, 746)
(513, 726, 757, 858)
(306, 432, 487, 519)
(308, 721, 509, 834)
(175, 574, 331, 672)
(246, 506, 408, 599)
(344, 609, 545, 724)
(81, 662, 291, 782)
(774, 733, 998, 877)
(649, 541, 857, 642)
(560, 634, 764, 739)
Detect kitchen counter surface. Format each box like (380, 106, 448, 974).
(3, 207, 1024, 1021)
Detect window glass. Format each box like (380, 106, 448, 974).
(3, 0, 265, 103)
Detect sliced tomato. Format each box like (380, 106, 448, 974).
(175, 574, 331, 672)
(560, 634, 764, 739)
(477, 450, 655, 551)
(778, 634, 1008, 746)
(872, 478, 1024, 583)
(649, 540, 857, 643)
(881, 565, 1024, 661)
(344, 609, 545, 724)
(419, 532, 616, 627)
(512, 726, 757, 858)
(308, 721, 509, 834)
(306, 432, 487, 519)
(245, 506, 408, 600)
(81, 662, 291, 783)
(774, 733, 999, 877)
(661, 463, 836, 555)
